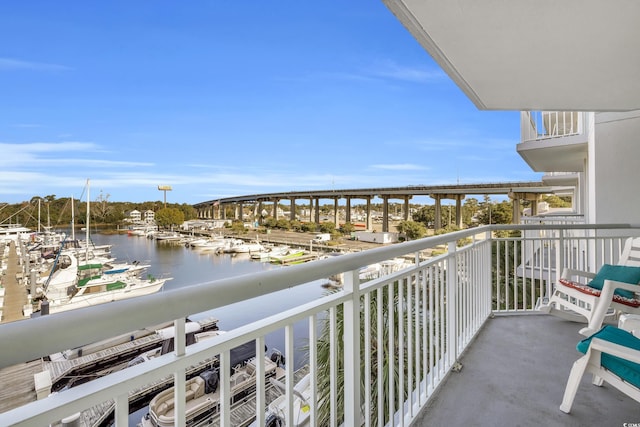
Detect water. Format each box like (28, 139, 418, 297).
(88, 233, 331, 425)
(91, 233, 329, 366)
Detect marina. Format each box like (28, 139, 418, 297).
(0, 229, 332, 426)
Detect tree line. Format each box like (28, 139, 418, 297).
(0, 194, 197, 230)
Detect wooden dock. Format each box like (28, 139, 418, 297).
(0, 317, 218, 421)
(1, 241, 28, 323)
(0, 359, 43, 414)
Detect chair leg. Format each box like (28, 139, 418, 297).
(591, 374, 604, 387)
(560, 355, 589, 413)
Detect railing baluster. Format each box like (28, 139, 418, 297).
(6, 223, 640, 427)
(113, 393, 128, 427)
(309, 314, 318, 427)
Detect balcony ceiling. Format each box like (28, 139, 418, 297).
(383, 0, 640, 111)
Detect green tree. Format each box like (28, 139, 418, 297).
(543, 194, 572, 208)
(179, 203, 198, 221)
(318, 221, 336, 234)
(155, 207, 184, 229)
(477, 199, 512, 225)
(230, 220, 247, 234)
(315, 286, 415, 426)
(275, 219, 291, 230)
(340, 222, 356, 235)
(301, 222, 317, 233)
(396, 220, 426, 240)
(263, 217, 277, 228)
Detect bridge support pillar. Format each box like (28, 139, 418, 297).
(509, 192, 541, 223)
(404, 196, 411, 221)
(345, 198, 351, 224)
(290, 198, 296, 221)
(382, 196, 389, 233)
(333, 197, 339, 228)
(273, 198, 279, 220)
(366, 198, 372, 231)
(314, 198, 320, 224)
(431, 194, 465, 231)
(433, 195, 442, 231)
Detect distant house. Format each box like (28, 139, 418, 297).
(144, 210, 155, 223)
(128, 210, 141, 222)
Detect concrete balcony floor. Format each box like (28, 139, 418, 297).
(413, 314, 639, 426)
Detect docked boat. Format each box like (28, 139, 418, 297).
(250, 245, 291, 261)
(141, 343, 284, 427)
(44, 274, 169, 314)
(223, 239, 264, 254)
(128, 324, 224, 367)
(250, 373, 312, 427)
(268, 249, 306, 264)
(29, 251, 169, 315)
(0, 223, 31, 243)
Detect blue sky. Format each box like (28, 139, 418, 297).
(0, 1, 540, 205)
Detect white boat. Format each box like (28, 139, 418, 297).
(0, 223, 31, 243)
(251, 245, 291, 261)
(128, 324, 225, 366)
(223, 239, 264, 254)
(30, 251, 169, 315)
(45, 274, 170, 314)
(153, 232, 182, 241)
(37, 252, 79, 303)
(268, 249, 306, 264)
(195, 237, 236, 253)
(141, 345, 284, 427)
(251, 373, 312, 427)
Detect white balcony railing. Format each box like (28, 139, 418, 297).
(521, 111, 585, 142)
(1, 224, 639, 426)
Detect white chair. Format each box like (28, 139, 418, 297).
(560, 325, 640, 413)
(538, 237, 640, 332)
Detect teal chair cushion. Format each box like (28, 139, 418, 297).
(577, 325, 640, 389)
(588, 264, 640, 299)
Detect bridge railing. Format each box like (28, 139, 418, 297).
(1, 223, 639, 426)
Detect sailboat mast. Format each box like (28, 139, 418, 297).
(86, 179, 90, 261)
(71, 194, 75, 241)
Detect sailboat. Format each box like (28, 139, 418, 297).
(28, 179, 170, 315)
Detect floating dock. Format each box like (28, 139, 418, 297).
(0, 241, 28, 323)
(0, 317, 218, 421)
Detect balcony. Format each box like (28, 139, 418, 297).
(517, 111, 588, 172)
(1, 223, 639, 426)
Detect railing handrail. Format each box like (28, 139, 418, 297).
(3, 222, 640, 426)
(1, 223, 638, 369)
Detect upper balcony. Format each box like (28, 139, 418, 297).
(517, 111, 589, 173)
(1, 223, 639, 426)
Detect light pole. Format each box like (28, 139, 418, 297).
(158, 185, 172, 209)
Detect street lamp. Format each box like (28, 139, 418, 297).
(158, 185, 172, 208)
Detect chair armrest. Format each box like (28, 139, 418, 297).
(561, 268, 596, 280)
(590, 337, 640, 364)
(587, 279, 640, 332)
(602, 279, 640, 296)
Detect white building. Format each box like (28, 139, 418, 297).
(144, 210, 155, 223)
(127, 209, 141, 222)
(383, 0, 640, 224)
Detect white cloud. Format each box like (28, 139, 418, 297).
(370, 163, 427, 171)
(368, 60, 446, 83)
(0, 57, 71, 71)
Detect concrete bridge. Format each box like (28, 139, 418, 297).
(192, 181, 554, 232)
